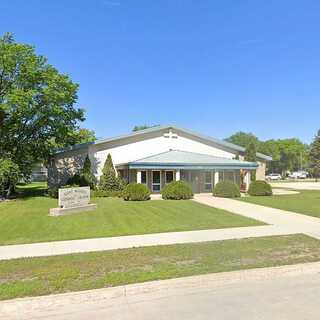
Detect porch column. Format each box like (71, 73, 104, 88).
(214, 171, 219, 186)
(137, 170, 142, 184)
(245, 171, 251, 191)
(175, 170, 180, 181)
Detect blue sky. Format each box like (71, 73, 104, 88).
(1, 0, 320, 142)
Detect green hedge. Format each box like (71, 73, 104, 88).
(213, 181, 240, 198)
(161, 181, 193, 200)
(91, 189, 123, 198)
(248, 180, 272, 196)
(122, 183, 150, 201)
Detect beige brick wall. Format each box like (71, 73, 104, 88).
(256, 160, 266, 180)
(47, 149, 88, 188)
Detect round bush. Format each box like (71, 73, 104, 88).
(213, 181, 240, 198)
(161, 181, 193, 200)
(248, 180, 272, 196)
(122, 183, 150, 201)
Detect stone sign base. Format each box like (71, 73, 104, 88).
(49, 203, 97, 216)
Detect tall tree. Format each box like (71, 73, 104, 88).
(244, 142, 257, 181)
(226, 132, 260, 149)
(309, 130, 320, 181)
(73, 128, 96, 144)
(0, 33, 84, 191)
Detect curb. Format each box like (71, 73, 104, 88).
(1, 261, 320, 318)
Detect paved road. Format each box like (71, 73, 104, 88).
(2, 263, 320, 320)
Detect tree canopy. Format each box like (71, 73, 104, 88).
(0, 33, 86, 185)
(226, 131, 308, 174)
(309, 130, 320, 180)
(226, 132, 260, 149)
(244, 142, 257, 181)
(132, 124, 159, 132)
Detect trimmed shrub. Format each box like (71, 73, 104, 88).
(213, 181, 240, 198)
(248, 180, 272, 196)
(122, 183, 150, 201)
(161, 181, 193, 200)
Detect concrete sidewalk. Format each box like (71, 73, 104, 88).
(2, 261, 320, 320)
(0, 225, 291, 261)
(193, 194, 320, 239)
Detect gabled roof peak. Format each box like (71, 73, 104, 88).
(55, 124, 272, 161)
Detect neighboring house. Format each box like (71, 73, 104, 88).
(31, 163, 48, 182)
(48, 125, 272, 193)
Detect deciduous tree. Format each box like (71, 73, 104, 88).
(0, 33, 85, 192)
(309, 130, 320, 181)
(244, 142, 257, 181)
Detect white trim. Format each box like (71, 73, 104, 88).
(214, 171, 219, 186)
(137, 171, 142, 184)
(176, 169, 181, 181)
(245, 171, 251, 191)
(152, 170, 161, 192)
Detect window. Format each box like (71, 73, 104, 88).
(204, 171, 212, 192)
(224, 170, 235, 183)
(152, 171, 161, 192)
(165, 171, 174, 184)
(141, 171, 147, 184)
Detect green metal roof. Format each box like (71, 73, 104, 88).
(128, 150, 258, 170)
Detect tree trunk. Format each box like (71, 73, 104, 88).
(6, 183, 14, 198)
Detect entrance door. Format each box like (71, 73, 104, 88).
(152, 171, 161, 192)
(204, 171, 213, 192)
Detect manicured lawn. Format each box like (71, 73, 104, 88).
(0, 234, 319, 300)
(0, 183, 262, 245)
(240, 190, 320, 218)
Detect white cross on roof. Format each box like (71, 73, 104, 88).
(164, 129, 178, 139)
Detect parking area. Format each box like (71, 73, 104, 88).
(271, 182, 320, 190)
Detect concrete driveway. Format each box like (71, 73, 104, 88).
(271, 181, 320, 190)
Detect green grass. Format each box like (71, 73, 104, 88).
(240, 190, 320, 218)
(0, 183, 262, 245)
(0, 234, 319, 300)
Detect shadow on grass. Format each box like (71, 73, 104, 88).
(15, 182, 48, 199)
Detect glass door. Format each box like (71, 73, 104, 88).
(204, 171, 213, 192)
(152, 171, 161, 192)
